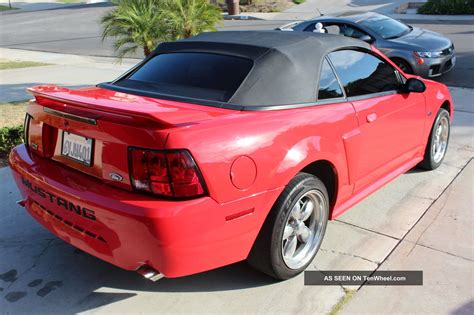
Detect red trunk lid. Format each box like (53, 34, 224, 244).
(26, 85, 233, 191)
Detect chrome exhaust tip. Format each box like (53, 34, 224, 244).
(16, 199, 26, 207)
(137, 266, 165, 282)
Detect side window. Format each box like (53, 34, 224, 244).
(340, 24, 368, 39)
(329, 50, 401, 97)
(325, 25, 342, 35)
(318, 58, 344, 100)
(304, 23, 317, 32)
(304, 23, 341, 35)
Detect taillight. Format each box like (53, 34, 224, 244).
(24, 114, 31, 148)
(129, 148, 206, 199)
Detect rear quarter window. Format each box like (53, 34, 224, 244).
(115, 53, 253, 102)
(318, 58, 344, 100)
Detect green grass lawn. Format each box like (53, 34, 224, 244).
(0, 59, 50, 70)
(0, 4, 18, 11)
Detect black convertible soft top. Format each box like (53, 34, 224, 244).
(106, 31, 371, 109)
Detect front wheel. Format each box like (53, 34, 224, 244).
(247, 173, 329, 280)
(419, 108, 450, 170)
(392, 58, 413, 74)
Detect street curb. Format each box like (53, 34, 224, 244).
(223, 15, 263, 21)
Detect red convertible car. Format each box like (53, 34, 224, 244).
(9, 31, 453, 280)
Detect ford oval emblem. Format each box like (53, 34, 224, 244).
(109, 172, 123, 182)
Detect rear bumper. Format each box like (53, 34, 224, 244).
(9, 145, 282, 278)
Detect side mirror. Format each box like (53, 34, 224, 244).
(402, 78, 426, 93)
(359, 35, 373, 43)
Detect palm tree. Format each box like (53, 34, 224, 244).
(102, 0, 168, 58)
(101, 0, 222, 59)
(160, 0, 222, 40)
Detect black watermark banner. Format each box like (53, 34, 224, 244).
(305, 271, 423, 286)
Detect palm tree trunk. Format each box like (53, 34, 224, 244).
(226, 0, 239, 15)
(144, 45, 151, 57)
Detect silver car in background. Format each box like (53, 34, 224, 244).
(280, 12, 456, 77)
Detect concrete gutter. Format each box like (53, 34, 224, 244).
(222, 13, 265, 21)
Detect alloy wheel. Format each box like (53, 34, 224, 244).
(432, 115, 449, 163)
(281, 189, 326, 269)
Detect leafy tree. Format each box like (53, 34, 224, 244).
(102, 0, 222, 59)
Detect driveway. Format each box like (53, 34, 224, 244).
(343, 160, 473, 314)
(0, 87, 472, 313)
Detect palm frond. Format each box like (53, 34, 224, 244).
(101, 0, 222, 60)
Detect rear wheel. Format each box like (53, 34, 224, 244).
(419, 108, 450, 170)
(247, 173, 329, 280)
(392, 58, 413, 74)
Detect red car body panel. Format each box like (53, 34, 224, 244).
(9, 47, 454, 278)
(10, 145, 283, 277)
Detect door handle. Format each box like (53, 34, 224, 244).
(366, 113, 377, 123)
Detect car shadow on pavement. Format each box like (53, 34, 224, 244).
(70, 246, 277, 312)
(451, 300, 474, 315)
(77, 248, 277, 292)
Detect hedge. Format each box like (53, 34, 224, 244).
(0, 125, 24, 160)
(418, 0, 474, 15)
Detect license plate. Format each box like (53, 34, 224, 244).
(451, 56, 456, 66)
(61, 131, 93, 166)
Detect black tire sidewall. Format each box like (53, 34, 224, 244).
(392, 58, 413, 74)
(269, 174, 329, 279)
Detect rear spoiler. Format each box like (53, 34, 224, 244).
(27, 85, 222, 128)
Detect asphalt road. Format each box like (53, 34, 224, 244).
(0, 4, 285, 58)
(0, 4, 473, 87)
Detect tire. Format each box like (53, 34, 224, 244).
(419, 108, 450, 170)
(247, 173, 329, 280)
(392, 58, 413, 74)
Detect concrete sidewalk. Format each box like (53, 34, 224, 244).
(0, 48, 139, 102)
(342, 160, 473, 314)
